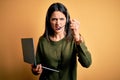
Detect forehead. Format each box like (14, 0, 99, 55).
(51, 11, 66, 18)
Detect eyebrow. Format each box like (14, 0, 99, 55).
(51, 18, 65, 20)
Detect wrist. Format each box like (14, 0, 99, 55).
(74, 34, 83, 45)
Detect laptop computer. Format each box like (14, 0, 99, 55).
(21, 38, 59, 72)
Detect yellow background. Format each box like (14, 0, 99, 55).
(0, 0, 120, 80)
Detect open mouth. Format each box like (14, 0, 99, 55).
(56, 27, 62, 30)
(55, 25, 64, 30)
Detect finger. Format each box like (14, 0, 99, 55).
(34, 64, 41, 71)
(71, 19, 80, 25)
(38, 64, 43, 74)
(40, 64, 42, 69)
(70, 23, 77, 29)
(70, 19, 79, 26)
(70, 19, 75, 24)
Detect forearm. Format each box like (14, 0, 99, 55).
(76, 42, 92, 68)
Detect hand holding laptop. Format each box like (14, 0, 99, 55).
(32, 64, 43, 75)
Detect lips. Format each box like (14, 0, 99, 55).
(56, 27, 62, 30)
(55, 25, 62, 30)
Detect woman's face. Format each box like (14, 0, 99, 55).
(50, 11, 66, 34)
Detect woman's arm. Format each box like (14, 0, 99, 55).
(75, 36, 92, 68)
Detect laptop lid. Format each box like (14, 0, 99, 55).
(21, 38, 36, 65)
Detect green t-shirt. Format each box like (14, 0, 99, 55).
(36, 36, 92, 80)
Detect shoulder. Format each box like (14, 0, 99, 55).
(38, 36, 49, 44)
(39, 36, 46, 41)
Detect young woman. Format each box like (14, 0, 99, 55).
(32, 2, 92, 80)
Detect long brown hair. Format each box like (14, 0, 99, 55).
(43, 2, 73, 41)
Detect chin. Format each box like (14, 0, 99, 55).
(54, 30, 62, 34)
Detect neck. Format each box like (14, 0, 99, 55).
(50, 32, 66, 41)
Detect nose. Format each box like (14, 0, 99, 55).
(56, 19, 60, 24)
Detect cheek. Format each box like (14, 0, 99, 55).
(63, 19, 67, 25)
(64, 22, 66, 25)
(50, 22, 55, 29)
(62, 21, 66, 26)
(50, 20, 55, 25)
